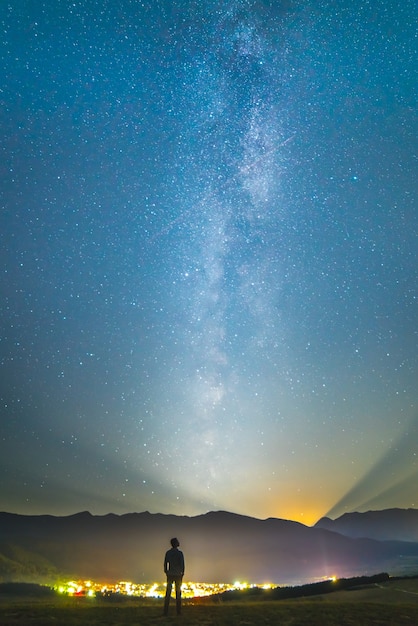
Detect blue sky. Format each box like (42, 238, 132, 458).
(1, 0, 417, 525)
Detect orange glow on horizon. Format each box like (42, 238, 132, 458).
(271, 506, 326, 526)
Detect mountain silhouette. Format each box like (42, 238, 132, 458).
(1, 509, 418, 584)
(315, 508, 418, 542)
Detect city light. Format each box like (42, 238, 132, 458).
(54, 579, 275, 599)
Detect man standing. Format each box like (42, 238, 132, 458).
(163, 537, 185, 616)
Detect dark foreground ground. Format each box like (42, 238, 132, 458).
(1, 578, 418, 625)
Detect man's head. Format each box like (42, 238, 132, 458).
(170, 537, 180, 548)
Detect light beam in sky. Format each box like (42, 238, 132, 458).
(326, 413, 418, 518)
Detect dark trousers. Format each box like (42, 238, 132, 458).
(164, 575, 182, 615)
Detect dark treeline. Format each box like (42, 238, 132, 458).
(218, 573, 390, 602)
(0, 582, 56, 597)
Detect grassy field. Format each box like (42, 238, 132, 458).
(1, 578, 418, 625)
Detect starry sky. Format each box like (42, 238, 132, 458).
(1, 0, 417, 526)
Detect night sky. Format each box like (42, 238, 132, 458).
(1, 0, 417, 526)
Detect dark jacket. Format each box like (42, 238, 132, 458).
(164, 547, 185, 577)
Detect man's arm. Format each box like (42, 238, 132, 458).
(164, 552, 168, 574)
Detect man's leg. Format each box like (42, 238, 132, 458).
(163, 578, 172, 615)
(175, 577, 182, 615)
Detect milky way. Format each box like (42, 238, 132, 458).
(1, 0, 417, 524)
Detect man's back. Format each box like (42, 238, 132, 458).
(164, 547, 184, 576)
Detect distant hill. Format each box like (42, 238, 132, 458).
(315, 508, 418, 542)
(1, 510, 418, 585)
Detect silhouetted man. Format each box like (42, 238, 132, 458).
(163, 537, 185, 616)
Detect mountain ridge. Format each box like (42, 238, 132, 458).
(315, 507, 418, 542)
(1, 508, 418, 585)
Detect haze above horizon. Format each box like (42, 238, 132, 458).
(1, 0, 416, 527)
